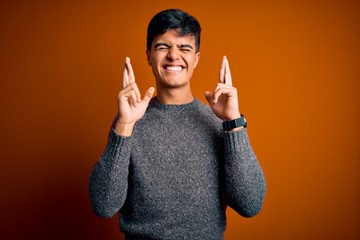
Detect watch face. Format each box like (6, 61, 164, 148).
(241, 114, 247, 127)
(239, 118, 246, 128)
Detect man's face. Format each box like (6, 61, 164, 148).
(147, 29, 200, 89)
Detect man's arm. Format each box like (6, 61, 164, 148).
(205, 56, 266, 217)
(89, 128, 131, 218)
(89, 57, 154, 218)
(223, 129, 266, 217)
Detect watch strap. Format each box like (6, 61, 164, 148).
(222, 114, 247, 131)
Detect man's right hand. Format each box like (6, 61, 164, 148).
(114, 57, 155, 136)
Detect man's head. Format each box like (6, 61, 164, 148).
(146, 9, 201, 53)
(146, 9, 201, 90)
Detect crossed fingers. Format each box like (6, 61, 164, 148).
(120, 57, 141, 107)
(212, 56, 236, 103)
(219, 56, 232, 86)
(122, 57, 135, 87)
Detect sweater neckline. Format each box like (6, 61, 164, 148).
(149, 97, 198, 111)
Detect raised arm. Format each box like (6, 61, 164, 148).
(89, 57, 154, 218)
(206, 56, 266, 217)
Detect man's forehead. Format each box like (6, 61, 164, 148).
(153, 29, 196, 44)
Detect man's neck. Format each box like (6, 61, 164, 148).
(156, 85, 194, 105)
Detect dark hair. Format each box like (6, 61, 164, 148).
(146, 9, 201, 52)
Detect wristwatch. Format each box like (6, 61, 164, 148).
(222, 114, 247, 131)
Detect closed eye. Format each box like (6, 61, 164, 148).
(179, 48, 192, 53)
(157, 46, 169, 51)
(154, 43, 170, 51)
(178, 44, 193, 53)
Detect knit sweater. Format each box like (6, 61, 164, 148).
(89, 97, 266, 240)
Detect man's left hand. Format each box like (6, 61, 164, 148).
(205, 56, 241, 121)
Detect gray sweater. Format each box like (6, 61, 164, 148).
(89, 97, 266, 240)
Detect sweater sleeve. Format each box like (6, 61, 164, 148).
(223, 128, 266, 218)
(89, 128, 131, 218)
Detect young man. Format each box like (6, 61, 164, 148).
(89, 8, 266, 240)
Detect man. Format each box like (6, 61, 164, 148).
(89, 8, 266, 240)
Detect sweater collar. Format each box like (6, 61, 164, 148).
(149, 97, 198, 110)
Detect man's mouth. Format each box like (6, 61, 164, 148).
(164, 65, 184, 72)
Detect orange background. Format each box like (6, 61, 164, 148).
(1, 0, 359, 239)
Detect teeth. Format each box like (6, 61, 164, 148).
(166, 66, 182, 71)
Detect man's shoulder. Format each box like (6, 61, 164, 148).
(194, 98, 219, 119)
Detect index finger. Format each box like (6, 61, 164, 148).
(122, 57, 135, 88)
(122, 59, 129, 88)
(125, 57, 136, 84)
(219, 56, 226, 84)
(224, 56, 232, 86)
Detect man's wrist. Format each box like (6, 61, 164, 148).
(222, 112, 241, 122)
(114, 121, 135, 137)
(222, 114, 247, 131)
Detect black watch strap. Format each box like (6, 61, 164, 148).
(222, 114, 247, 131)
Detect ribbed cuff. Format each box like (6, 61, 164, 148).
(104, 128, 131, 159)
(224, 128, 252, 154)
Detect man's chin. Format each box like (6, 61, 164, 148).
(159, 79, 189, 89)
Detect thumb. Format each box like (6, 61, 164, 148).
(205, 91, 213, 104)
(143, 87, 155, 102)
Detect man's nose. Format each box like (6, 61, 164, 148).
(167, 47, 180, 60)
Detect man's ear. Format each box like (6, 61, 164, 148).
(146, 50, 151, 66)
(194, 52, 200, 69)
